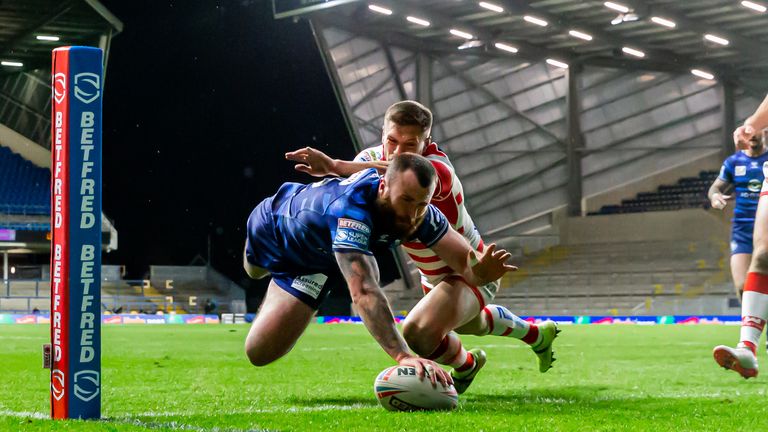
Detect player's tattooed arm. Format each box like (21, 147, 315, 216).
(335, 251, 453, 386)
(708, 178, 731, 210)
(335, 252, 408, 360)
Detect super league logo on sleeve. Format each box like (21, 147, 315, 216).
(74, 73, 100, 104)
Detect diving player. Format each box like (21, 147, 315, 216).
(285, 101, 559, 394)
(243, 153, 516, 387)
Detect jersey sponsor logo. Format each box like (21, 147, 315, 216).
(290, 273, 328, 299)
(748, 179, 762, 193)
(338, 218, 370, 233)
(735, 165, 747, 176)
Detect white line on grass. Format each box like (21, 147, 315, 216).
(0, 410, 47, 419)
(129, 402, 377, 418)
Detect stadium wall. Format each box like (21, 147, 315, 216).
(559, 208, 728, 245)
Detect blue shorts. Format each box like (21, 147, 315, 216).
(245, 198, 338, 310)
(731, 222, 755, 255)
(271, 272, 335, 310)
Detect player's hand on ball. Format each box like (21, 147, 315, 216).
(397, 355, 453, 387)
(285, 146, 336, 177)
(734, 125, 755, 150)
(710, 193, 731, 210)
(470, 243, 517, 286)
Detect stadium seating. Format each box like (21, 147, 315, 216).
(590, 170, 719, 215)
(0, 145, 50, 217)
(385, 239, 732, 316)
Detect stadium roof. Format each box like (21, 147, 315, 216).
(274, 0, 767, 241)
(287, 0, 768, 92)
(0, 0, 122, 74)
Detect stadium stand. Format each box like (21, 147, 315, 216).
(384, 238, 732, 317)
(590, 170, 718, 215)
(0, 145, 50, 219)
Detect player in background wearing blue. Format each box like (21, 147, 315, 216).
(715, 95, 768, 378)
(243, 153, 516, 386)
(708, 132, 768, 300)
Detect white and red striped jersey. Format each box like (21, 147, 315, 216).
(354, 142, 484, 287)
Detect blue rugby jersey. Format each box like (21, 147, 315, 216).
(718, 151, 768, 223)
(245, 168, 449, 276)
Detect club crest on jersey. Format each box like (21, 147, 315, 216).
(735, 165, 747, 176)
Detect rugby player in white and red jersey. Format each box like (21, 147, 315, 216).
(286, 101, 559, 393)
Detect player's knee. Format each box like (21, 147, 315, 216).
(752, 247, 768, 273)
(244, 337, 280, 367)
(402, 319, 441, 356)
(244, 345, 275, 367)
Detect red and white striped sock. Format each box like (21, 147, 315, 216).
(482, 304, 541, 346)
(739, 272, 768, 356)
(426, 331, 474, 372)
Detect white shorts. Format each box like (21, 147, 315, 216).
(420, 274, 499, 309)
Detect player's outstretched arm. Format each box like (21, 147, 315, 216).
(285, 147, 388, 177)
(707, 178, 732, 210)
(430, 227, 517, 287)
(735, 94, 768, 149)
(335, 251, 452, 386)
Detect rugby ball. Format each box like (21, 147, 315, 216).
(374, 366, 458, 411)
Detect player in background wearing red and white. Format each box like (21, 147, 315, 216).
(286, 101, 559, 393)
(714, 94, 768, 378)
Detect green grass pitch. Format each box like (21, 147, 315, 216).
(1, 323, 765, 431)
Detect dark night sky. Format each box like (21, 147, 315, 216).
(98, 1, 355, 283)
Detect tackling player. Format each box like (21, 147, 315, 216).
(286, 101, 559, 393)
(243, 153, 516, 387)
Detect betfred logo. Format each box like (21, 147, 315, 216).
(74, 73, 100, 104)
(51, 369, 65, 401)
(73, 370, 100, 402)
(53, 73, 66, 104)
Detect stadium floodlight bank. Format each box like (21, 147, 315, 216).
(46, 46, 104, 420)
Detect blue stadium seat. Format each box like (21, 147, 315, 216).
(593, 170, 717, 216)
(0, 146, 50, 216)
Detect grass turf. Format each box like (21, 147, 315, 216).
(1, 323, 765, 431)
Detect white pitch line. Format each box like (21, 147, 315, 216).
(0, 410, 47, 419)
(129, 403, 377, 418)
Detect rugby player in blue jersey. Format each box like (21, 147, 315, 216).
(709, 132, 768, 300)
(715, 96, 768, 378)
(242, 153, 516, 386)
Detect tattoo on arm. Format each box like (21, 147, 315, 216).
(335, 252, 407, 361)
